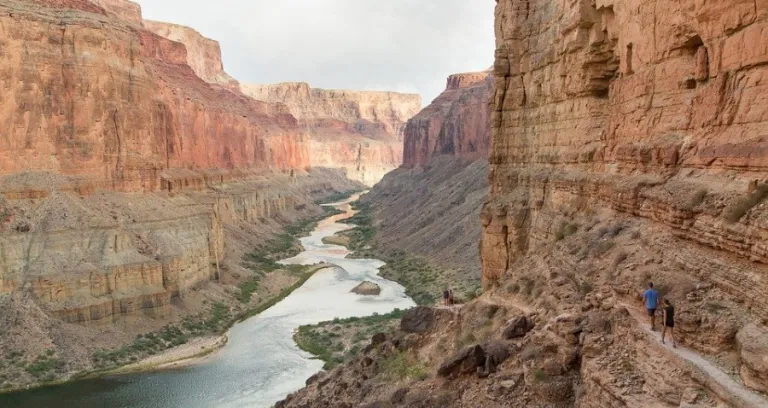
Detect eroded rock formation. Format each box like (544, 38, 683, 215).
(279, 1, 768, 407)
(90, 0, 142, 24)
(0, 0, 309, 193)
(403, 71, 492, 167)
(242, 83, 422, 186)
(144, 20, 240, 90)
(481, 0, 768, 403)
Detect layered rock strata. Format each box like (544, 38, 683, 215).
(403, 71, 493, 168)
(242, 83, 422, 186)
(143, 21, 240, 90)
(0, 168, 359, 324)
(90, 0, 142, 24)
(0, 0, 308, 193)
(482, 0, 768, 401)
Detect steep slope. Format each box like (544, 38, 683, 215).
(479, 0, 768, 402)
(357, 70, 493, 279)
(143, 20, 240, 90)
(279, 1, 768, 407)
(0, 0, 312, 193)
(0, 0, 367, 391)
(242, 83, 422, 186)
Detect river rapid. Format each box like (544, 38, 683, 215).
(1, 196, 415, 408)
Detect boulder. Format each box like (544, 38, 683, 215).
(502, 316, 534, 339)
(736, 324, 768, 393)
(351, 281, 381, 296)
(437, 344, 486, 378)
(401, 306, 436, 333)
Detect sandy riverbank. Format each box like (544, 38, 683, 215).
(106, 335, 228, 375)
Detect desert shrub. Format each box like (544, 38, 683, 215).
(381, 351, 428, 381)
(684, 189, 708, 210)
(591, 239, 615, 256)
(723, 184, 768, 223)
(555, 222, 579, 241)
(580, 282, 594, 295)
(507, 283, 521, 293)
(533, 368, 549, 382)
(520, 344, 541, 362)
(612, 251, 629, 267)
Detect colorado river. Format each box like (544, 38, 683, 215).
(1, 196, 415, 408)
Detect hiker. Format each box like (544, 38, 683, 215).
(661, 298, 677, 348)
(448, 289, 455, 306)
(642, 282, 659, 331)
(443, 288, 451, 306)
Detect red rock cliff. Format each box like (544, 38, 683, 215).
(144, 20, 240, 90)
(90, 0, 142, 24)
(242, 82, 422, 185)
(483, 0, 768, 399)
(403, 71, 492, 168)
(0, 0, 309, 193)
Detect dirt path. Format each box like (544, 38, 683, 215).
(622, 303, 768, 408)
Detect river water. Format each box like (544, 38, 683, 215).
(1, 197, 415, 408)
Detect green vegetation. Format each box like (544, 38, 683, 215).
(0, 207, 10, 223)
(237, 192, 353, 303)
(724, 184, 768, 223)
(380, 350, 429, 381)
(533, 368, 549, 382)
(555, 221, 579, 241)
(91, 302, 233, 369)
(235, 266, 320, 322)
(0, 348, 65, 388)
(342, 200, 480, 305)
(294, 309, 405, 370)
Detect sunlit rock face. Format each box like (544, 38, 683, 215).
(242, 82, 422, 186)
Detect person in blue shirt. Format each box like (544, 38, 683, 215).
(643, 282, 660, 331)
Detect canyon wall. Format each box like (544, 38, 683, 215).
(481, 0, 768, 403)
(403, 71, 493, 168)
(281, 2, 768, 408)
(143, 21, 240, 90)
(0, 0, 360, 328)
(0, 0, 308, 194)
(243, 83, 422, 186)
(90, 0, 142, 24)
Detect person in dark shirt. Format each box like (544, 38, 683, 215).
(661, 298, 677, 348)
(443, 288, 450, 306)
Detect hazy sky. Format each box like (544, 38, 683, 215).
(135, 1, 495, 104)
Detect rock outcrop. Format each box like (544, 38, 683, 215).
(481, 0, 768, 403)
(279, 1, 768, 407)
(90, 0, 142, 24)
(350, 281, 381, 296)
(403, 71, 492, 168)
(242, 83, 422, 186)
(0, 0, 309, 193)
(144, 21, 240, 90)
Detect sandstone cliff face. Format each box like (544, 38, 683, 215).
(144, 20, 240, 90)
(90, 0, 142, 25)
(403, 71, 492, 167)
(0, 0, 308, 194)
(482, 0, 768, 403)
(242, 83, 422, 186)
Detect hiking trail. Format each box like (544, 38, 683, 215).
(622, 303, 768, 408)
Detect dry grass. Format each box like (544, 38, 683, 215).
(723, 184, 768, 223)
